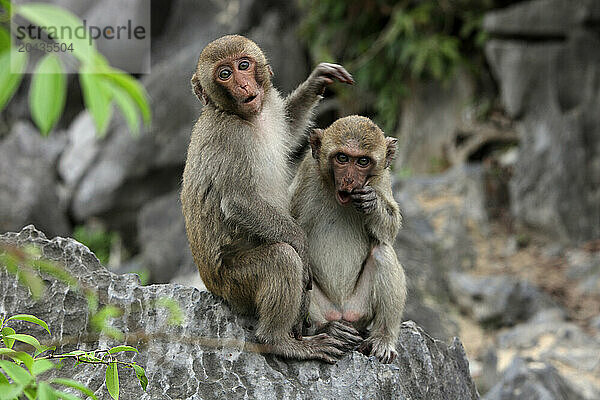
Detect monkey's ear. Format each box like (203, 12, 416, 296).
(385, 137, 398, 169)
(191, 73, 209, 105)
(267, 65, 274, 77)
(310, 129, 323, 160)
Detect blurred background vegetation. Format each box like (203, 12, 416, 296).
(298, 0, 518, 132)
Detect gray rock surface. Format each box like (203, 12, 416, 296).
(0, 226, 480, 400)
(448, 273, 555, 328)
(136, 191, 195, 284)
(57, 111, 100, 188)
(484, 0, 600, 243)
(479, 309, 600, 399)
(483, 358, 584, 400)
(483, 0, 600, 37)
(0, 122, 70, 237)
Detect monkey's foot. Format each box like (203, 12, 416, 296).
(358, 336, 397, 364)
(301, 333, 350, 364)
(317, 321, 364, 350)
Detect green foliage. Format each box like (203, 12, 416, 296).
(73, 225, 119, 266)
(0, 314, 148, 400)
(0, 243, 188, 398)
(29, 54, 67, 135)
(0, 1, 151, 136)
(299, 0, 497, 132)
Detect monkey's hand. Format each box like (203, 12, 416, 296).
(350, 186, 378, 214)
(308, 63, 354, 94)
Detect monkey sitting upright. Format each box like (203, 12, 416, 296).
(182, 35, 357, 363)
(290, 115, 407, 363)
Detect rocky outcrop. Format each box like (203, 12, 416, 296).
(0, 226, 480, 399)
(484, 0, 600, 243)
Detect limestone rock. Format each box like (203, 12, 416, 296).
(0, 226, 479, 399)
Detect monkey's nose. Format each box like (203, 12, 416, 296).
(239, 84, 250, 94)
(343, 177, 353, 185)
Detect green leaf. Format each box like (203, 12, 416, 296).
(0, 360, 33, 385)
(32, 260, 77, 286)
(90, 306, 123, 340)
(0, 370, 8, 384)
(102, 70, 151, 127)
(7, 351, 33, 371)
(30, 54, 67, 135)
(105, 362, 119, 400)
(16, 3, 95, 64)
(79, 71, 113, 137)
(132, 364, 148, 391)
(108, 345, 138, 355)
(24, 386, 37, 400)
(78, 354, 102, 363)
(16, 267, 45, 300)
(0, 383, 24, 400)
(0, 49, 27, 112)
(0, 349, 16, 356)
(0, 27, 10, 52)
(8, 314, 51, 335)
(4, 333, 43, 352)
(38, 382, 58, 400)
(0, 0, 12, 13)
(109, 83, 141, 135)
(50, 378, 97, 400)
(1, 327, 15, 348)
(32, 359, 55, 376)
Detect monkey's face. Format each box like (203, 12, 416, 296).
(214, 55, 265, 118)
(330, 144, 375, 206)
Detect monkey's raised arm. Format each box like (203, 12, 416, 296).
(284, 63, 354, 147)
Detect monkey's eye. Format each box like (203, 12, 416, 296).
(336, 153, 349, 163)
(218, 68, 232, 80)
(357, 157, 370, 167)
(238, 60, 250, 70)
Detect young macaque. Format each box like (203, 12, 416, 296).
(290, 115, 406, 363)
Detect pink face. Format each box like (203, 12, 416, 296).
(330, 148, 374, 206)
(215, 56, 264, 117)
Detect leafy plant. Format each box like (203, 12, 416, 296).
(0, 0, 151, 136)
(298, 0, 498, 132)
(0, 313, 148, 400)
(0, 241, 186, 399)
(0, 244, 149, 399)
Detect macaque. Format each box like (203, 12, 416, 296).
(290, 115, 406, 363)
(181, 35, 356, 362)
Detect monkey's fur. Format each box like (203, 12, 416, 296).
(181, 35, 355, 363)
(290, 115, 407, 363)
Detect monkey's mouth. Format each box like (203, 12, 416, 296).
(336, 190, 352, 205)
(243, 94, 258, 104)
